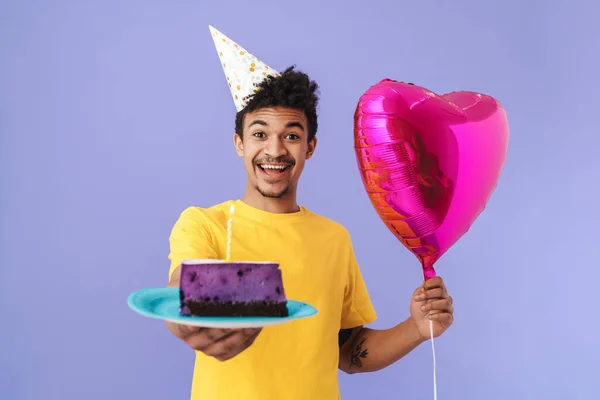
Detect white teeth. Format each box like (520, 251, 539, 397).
(260, 165, 287, 170)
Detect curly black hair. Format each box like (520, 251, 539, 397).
(234, 66, 320, 142)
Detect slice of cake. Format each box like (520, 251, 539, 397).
(179, 259, 289, 317)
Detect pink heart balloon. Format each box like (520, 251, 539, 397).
(354, 79, 509, 279)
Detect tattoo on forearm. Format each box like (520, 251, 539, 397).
(350, 336, 368, 369)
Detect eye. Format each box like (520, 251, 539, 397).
(285, 133, 300, 140)
(253, 131, 265, 138)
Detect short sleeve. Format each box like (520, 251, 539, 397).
(340, 238, 378, 329)
(168, 207, 219, 281)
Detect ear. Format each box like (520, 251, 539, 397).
(305, 137, 318, 160)
(233, 133, 243, 157)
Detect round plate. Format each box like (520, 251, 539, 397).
(127, 287, 318, 328)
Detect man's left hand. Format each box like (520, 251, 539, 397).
(410, 276, 454, 339)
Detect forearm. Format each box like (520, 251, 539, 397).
(342, 317, 427, 374)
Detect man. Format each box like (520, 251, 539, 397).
(165, 26, 454, 399)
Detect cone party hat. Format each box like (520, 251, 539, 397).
(209, 25, 280, 112)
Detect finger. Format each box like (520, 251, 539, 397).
(203, 329, 260, 360)
(186, 327, 233, 342)
(423, 276, 445, 290)
(201, 328, 259, 355)
(215, 329, 261, 361)
(428, 312, 454, 325)
(427, 310, 453, 325)
(185, 328, 236, 351)
(178, 325, 209, 337)
(165, 321, 202, 340)
(413, 284, 424, 297)
(415, 288, 446, 301)
(421, 299, 454, 314)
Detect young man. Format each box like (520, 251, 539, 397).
(165, 27, 454, 400)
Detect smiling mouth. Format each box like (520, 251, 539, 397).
(256, 163, 292, 177)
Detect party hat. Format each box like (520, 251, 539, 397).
(209, 25, 280, 112)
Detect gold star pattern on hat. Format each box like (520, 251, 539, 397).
(209, 25, 280, 112)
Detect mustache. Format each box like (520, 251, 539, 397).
(254, 157, 295, 166)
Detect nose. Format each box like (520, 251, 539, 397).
(264, 136, 287, 158)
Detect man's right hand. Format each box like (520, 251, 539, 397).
(165, 322, 262, 362)
(165, 267, 261, 362)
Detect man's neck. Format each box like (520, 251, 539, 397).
(241, 188, 300, 214)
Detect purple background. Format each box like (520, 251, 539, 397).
(1, 0, 598, 399)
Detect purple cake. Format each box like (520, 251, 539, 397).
(179, 259, 289, 317)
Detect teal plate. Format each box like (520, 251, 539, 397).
(127, 288, 318, 328)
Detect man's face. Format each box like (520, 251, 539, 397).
(234, 106, 316, 199)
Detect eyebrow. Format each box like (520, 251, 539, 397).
(248, 120, 305, 131)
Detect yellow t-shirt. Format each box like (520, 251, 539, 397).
(168, 199, 377, 400)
